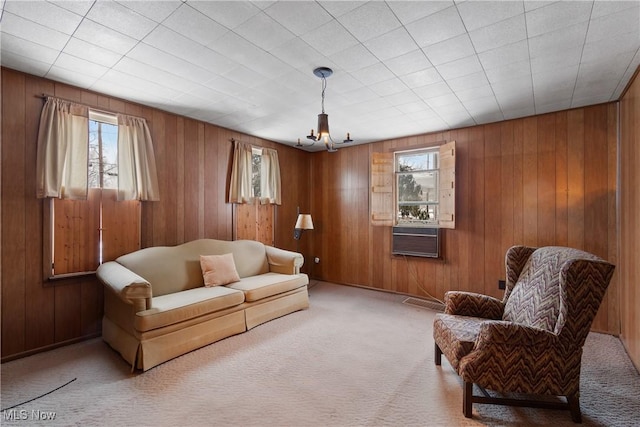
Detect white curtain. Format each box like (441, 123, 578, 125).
(260, 147, 281, 205)
(36, 97, 89, 199)
(228, 141, 253, 204)
(117, 114, 160, 201)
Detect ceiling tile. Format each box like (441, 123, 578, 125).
(317, 1, 365, 18)
(264, 1, 333, 36)
(53, 53, 109, 78)
(405, 6, 466, 48)
(364, 27, 418, 61)
(113, 57, 200, 94)
(456, 84, 495, 102)
(525, 1, 592, 38)
(330, 44, 379, 73)
(127, 43, 215, 83)
(1, 0, 637, 149)
(115, 0, 182, 23)
(3, 0, 83, 34)
(426, 93, 461, 108)
(162, 4, 229, 46)
(73, 19, 139, 55)
(468, 14, 526, 53)
(1, 33, 60, 64)
(422, 33, 475, 66)
(530, 47, 582, 75)
(63, 38, 123, 68)
(528, 21, 589, 59)
(234, 12, 296, 51)
(188, 1, 262, 30)
(384, 49, 433, 77)
(586, 6, 640, 44)
(456, 0, 524, 31)
(0, 50, 51, 77)
(300, 19, 359, 57)
(369, 78, 409, 97)
(591, 0, 640, 18)
(271, 38, 329, 70)
(384, 90, 422, 107)
(399, 67, 442, 89)
(485, 60, 531, 84)
(350, 62, 396, 86)
(581, 31, 640, 65)
(337, 1, 401, 42)
(1, 12, 70, 50)
(386, 1, 453, 25)
(86, 0, 157, 40)
(478, 40, 529, 70)
(51, 0, 94, 15)
(448, 71, 490, 92)
(47, 65, 98, 88)
(413, 81, 453, 100)
(435, 55, 483, 80)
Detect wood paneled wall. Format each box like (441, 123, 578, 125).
(309, 104, 619, 334)
(619, 70, 640, 371)
(0, 65, 631, 359)
(0, 68, 310, 360)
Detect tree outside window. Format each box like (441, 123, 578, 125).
(395, 149, 439, 225)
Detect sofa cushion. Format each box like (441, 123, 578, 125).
(433, 313, 484, 371)
(134, 286, 245, 332)
(226, 272, 308, 302)
(200, 253, 240, 287)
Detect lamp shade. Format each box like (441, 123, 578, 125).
(317, 113, 329, 141)
(295, 214, 314, 230)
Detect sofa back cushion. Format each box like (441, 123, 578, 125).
(502, 246, 587, 332)
(116, 239, 269, 297)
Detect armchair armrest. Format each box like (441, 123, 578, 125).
(96, 261, 152, 312)
(265, 246, 304, 275)
(475, 320, 558, 349)
(444, 291, 504, 319)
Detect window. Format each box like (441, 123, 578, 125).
(48, 110, 141, 278)
(370, 141, 455, 229)
(395, 148, 439, 225)
(88, 111, 118, 190)
(251, 147, 262, 199)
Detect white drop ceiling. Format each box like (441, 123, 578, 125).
(1, 0, 639, 151)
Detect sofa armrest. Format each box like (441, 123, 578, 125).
(96, 261, 152, 312)
(444, 291, 504, 319)
(265, 246, 304, 275)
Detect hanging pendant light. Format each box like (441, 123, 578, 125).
(298, 67, 353, 152)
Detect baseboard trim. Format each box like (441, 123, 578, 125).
(1, 333, 101, 364)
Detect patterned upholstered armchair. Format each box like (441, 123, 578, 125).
(433, 246, 615, 422)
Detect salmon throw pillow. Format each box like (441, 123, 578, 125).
(200, 253, 241, 287)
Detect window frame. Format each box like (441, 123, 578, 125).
(394, 147, 440, 227)
(44, 110, 142, 282)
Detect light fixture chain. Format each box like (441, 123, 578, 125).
(321, 75, 326, 114)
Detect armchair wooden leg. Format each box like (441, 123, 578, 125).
(434, 343, 442, 366)
(567, 395, 582, 423)
(463, 381, 473, 418)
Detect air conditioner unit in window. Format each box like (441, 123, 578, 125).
(392, 226, 441, 258)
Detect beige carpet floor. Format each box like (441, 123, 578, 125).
(1, 281, 639, 426)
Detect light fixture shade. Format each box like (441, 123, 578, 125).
(295, 214, 314, 230)
(317, 113, 329, 140)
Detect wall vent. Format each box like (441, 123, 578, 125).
(402, 297, 444, 312)
(392, 226, 440, 258)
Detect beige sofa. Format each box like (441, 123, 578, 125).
(96, 239, 309, 371)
